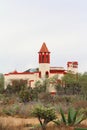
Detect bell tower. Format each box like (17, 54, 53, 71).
(38, 42, 50, 78)
(67, 61, 78, 74)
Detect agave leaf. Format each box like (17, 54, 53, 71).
(68, 108, 72, 125)
(60, 108, 67, 124)
(74, 128, 87, 130)
(72, 110, 78, 124)
(75, 128, 87, 130)
(74, 114, 85, 125)
(53, 119, 61, 125)
(68, 107, 78, 125)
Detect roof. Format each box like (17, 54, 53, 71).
(4, 69, 39, 76)
(39, 42, 50, 53)
(24, 68, 39, 72)
(67, 61, 78, 65)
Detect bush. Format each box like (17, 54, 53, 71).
(3, 104, 20, 116)
(32, 105, 56, 130)
(19, 87, 38, 103)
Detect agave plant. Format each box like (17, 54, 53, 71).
(74, 128, 87, 130)
(53, 107, 86, 126)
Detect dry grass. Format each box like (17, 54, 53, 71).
(73, 100, 87, 109)
(0, 94, 87, 130)
(0, 116, 87, 130)
(0, 116, 39, 126)
(0, 123, 23, 130)
(31, 125, 74, 130)
(0, 116, 38, 130)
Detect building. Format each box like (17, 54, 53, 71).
(4, 42, 78, 93)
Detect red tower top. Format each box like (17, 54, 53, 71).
(38, 42, 50, 63)
(67, 61, 78, 68)
(39, 42, 50, 53)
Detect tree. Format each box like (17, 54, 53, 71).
(35, 78, 50, 93)
(42, 78, 49, 92)
(0, 74, 4, 93)
(49, 75, 58, 83)
(62, 73, 79, 95)
(35, 75, 59, 95)
(78, 73, 87, 99)
(19, 88, 31, 102)
(35, 80, 45, 93)
(32, 105, 56, 130)
(6, 79, 27, 94)
(19, 86, 38, 102)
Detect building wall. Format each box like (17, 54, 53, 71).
(49, 73, 64, 79)
(4, 72, 40, 89)
(39, 63, 50, 78)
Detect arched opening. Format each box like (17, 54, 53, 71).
(45, 71, 49, 78)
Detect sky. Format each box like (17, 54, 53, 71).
(0, 0, 87, 74)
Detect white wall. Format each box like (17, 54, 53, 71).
(39, 63, 50, 78)
(4, 73, 40, 89)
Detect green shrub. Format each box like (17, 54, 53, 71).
(32, 105, 56, 130)
(19, 87, 38, 103)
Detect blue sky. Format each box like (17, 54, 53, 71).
(0, 0, 87, 73)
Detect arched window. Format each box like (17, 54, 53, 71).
(45, 71, 49, 78)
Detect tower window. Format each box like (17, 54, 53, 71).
(46, 55, 48, 63)
(42, 55, 44, 62)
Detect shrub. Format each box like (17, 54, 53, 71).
(32, 105, 56, 130)
(38, 92, 53, 103)
(19, 87, 38, 103)
(3, 104, 20, 116)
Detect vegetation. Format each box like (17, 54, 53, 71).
(32, 105, 56, 130)
(53, 107, 86, 126)
(0, 72, 86, 129)
(75, 128, 87, 130)
(5, 79, 27, 94)
(0, 74, 4, 93)
(78, 73, 87, 99)
(19, 87, 37, 102)
(61, 73, 81, 95)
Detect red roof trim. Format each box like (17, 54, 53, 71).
(67, 61, 78, 65)
(50, 67, 64, 68)
(50, 70, 66, 74)
(73, 62, 78, 65)
(4, 71, 39, 76)
(4, 74, 9, 76)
